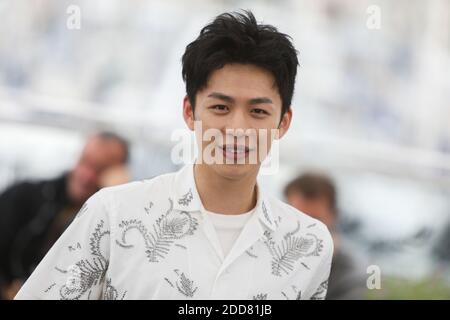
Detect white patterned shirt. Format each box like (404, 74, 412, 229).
(15, 164, 333, 300)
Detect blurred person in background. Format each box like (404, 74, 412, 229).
(285, 173, 368, 300)
(433, 220, 450, 273)
(0, 131, 130, 299)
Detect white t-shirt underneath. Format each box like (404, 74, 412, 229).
(203, 208, 255, 258)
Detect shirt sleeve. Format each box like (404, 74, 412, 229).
(14, 189, 112, 300)
(304, 230, 334, 300)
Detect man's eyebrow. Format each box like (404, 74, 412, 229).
(207, 92, 235, 103)
(207, 92, 273, 105)
(249, 97, 273, 105)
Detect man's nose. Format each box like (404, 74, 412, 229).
(226, 110, 249, 136)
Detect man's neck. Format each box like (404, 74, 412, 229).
(193, 163, 258, 215)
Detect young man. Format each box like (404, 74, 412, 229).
(15, 11, 333, 300)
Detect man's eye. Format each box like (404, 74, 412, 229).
(210, 105, 228, 111)
(251, 108, 269, 115)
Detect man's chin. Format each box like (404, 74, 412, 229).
(210, 162, 260, 180)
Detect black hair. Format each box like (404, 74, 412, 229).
(182, 10, 299, 119)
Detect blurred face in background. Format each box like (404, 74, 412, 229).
(287, 192, 336, 231)
(67, 136, 127, 205)
(183, 63, 292, 180)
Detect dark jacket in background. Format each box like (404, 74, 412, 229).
(0, 173, 78, 298)
(434, 221, 450, 264)
(326, 248, 368, 300)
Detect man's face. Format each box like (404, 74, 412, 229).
(68, 137, 126, 205)
(183, 63, 292, 180)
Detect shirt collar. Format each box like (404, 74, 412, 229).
(171, 163, 277, 231)
(172, 163, 202, 212)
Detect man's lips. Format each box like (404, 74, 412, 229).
(218, 144, 254, 161)
(219, 144, 251, 153)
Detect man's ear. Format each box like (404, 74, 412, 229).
(183, 95, 195, 131)
(276, 108, 292, 140)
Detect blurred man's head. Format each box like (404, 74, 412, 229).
(284, 173, 337, 230)
(67, 131, 129, 205)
